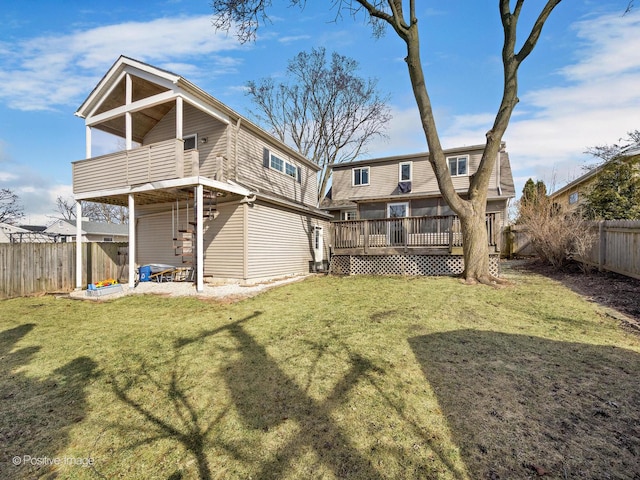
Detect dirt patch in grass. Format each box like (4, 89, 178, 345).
(411, 329, 640, 479)
(509, 259, 640, 330)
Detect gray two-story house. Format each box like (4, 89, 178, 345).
(72, 56, 331, 291)
(322, 144, 515, 276)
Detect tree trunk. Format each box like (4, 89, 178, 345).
(459, 207, 492, 283)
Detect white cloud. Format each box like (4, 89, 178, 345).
(278, 35, 312, 44)
(440, 10, 640, 195)
(365, 105, 427, 158)
(0, 172, 18, 182)
(0, 15, 243, 111)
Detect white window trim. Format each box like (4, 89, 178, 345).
(352, 166, 370, 186)
(569, 192, 579, 204)
(447, 155, 469, 177)
(342, 210, 357, 220)
(183, 134, 198, 151)
(387, 202, 409, 218)
(269, 151, 299, 179)
(399, 161, 412, 182)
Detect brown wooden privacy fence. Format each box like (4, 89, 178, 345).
(501, 225, 537, 258)
(0, 242, 128, 299)
(579, 220, 640, 280)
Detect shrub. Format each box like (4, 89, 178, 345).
(516, 194, 596, 271)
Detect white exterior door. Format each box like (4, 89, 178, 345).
(387, 202, 409, 245)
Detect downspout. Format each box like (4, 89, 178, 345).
(496, 150, 502, 196)
(234, 117, 241, 181)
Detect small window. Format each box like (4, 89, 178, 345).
(399, 162, 412, 181)
(353, 166, 370, 186)
(569, 192, 579, 204)
(270, 154, 284, 172)
(103, 237, 113, 242)
(183, 134, 197, 151)
(285, 163, 297, 178)
(448, 155, 468, 176)
(342, 210, 357, 220)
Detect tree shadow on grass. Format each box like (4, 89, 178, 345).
(172, 311, 383, 479)
(409, 330, 640, 479)
(110, 356, 230, 480)
(0, 323, 98, 479)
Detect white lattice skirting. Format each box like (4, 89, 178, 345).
(329, 254, 500, 277)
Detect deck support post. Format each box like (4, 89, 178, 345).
(196, 184, 204, 293)
(75, 201, 83, 290)
(128, 194, 136, 289)
(125, 73, 132, 150)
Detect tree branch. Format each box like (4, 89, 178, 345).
(515, 0, 563, 63)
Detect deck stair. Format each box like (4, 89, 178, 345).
(173, 188, 218, 270)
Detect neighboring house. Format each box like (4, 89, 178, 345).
(321, 143, 515, 276)
(0, 223, 30, 243)
(1, 223, 55, 243)
(71, 56, 331, 291)
(44, 219, 129, 243)
(551, 144, 640, 212)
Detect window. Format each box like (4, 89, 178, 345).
(183, 134, 197, 151)
(285, 162, 297, 178)
(263, 148, 302, 182)
(270, 154, 284, 172)
(448, 155, 468, 176)
(569, 192, 579, 204)
(399, 162, 412, 181)
(353, 166, 370, 186)
(103, 237, 113, 242)
(342, 210, 357, 220)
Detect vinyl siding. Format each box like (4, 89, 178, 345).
(235, 126, 317, 207)
(246, 201, 329, 279)
(203, 202, 244, 279)
(136, 202, 245, 278)
(332, 147, 494, 200)
(143, 103, 227, 180)
(136, 208, 179, 266)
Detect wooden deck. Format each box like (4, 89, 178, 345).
(332, 214, 497, 255)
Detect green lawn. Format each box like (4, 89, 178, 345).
(1, 266, 639, 479)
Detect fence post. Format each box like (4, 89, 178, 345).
(598, 220, 606, 272)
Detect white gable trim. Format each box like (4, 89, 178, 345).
(179, 91, 230, 125)
(77, 57, 182, 117)
(86, 90, 178, 126)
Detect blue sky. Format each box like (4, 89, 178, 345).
(1, 1, 639, 223)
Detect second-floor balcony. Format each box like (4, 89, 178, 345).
(332, 214, 498, 255)
(72, 139, 201, 195)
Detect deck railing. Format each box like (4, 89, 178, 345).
(72, 139, 190, 194)
(332, 214, 497, 252)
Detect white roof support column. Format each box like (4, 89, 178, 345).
(176, 96, 183, 140)
(128, 194, 136, 289)
(75, 201, 83, 290)
(196, 184, 204, 292)
(85, 126, 92, 159)
(125, 73, 132, 150)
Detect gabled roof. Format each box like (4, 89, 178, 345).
(551, 145, 640, 198)
(75, 56, 320, 171)
(45, 219, 129, 237)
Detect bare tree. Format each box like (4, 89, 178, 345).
(516, 191, 596, 272)
(212, 0, 563, 285)
(55, 196, 76, 221)
(0, 188, 24, 224)
(54, 196, 128, 224)
(583, 129, 640, 168)
(247, 47, 391, 201)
